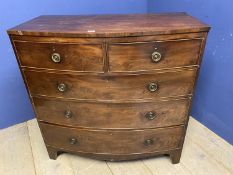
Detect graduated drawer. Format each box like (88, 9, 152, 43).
(108, 39, 202, 72)
(34, 98, 190, 129)
(24, 69, 196, 100)
(40, 123, 184, 154)
(14, 41, 104, 72)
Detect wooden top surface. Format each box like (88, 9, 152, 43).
(8, 13, 210, 38)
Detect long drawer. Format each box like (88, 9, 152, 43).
(14, 41, 104, 72)
(24, 69, 196, 100)
(108, 39, 202, 72)
(34, 97, 190, 129)
(40, 123, 184, 154)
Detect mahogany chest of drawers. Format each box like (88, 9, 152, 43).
(8, 13, 210, 164)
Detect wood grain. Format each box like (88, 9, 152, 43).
(107, 161, 153, 175)
(24, 69, 196, 101)
(1, 117, 232, 175)
(40, 122, 184, 156)
(0, 123, 36, 175)
(34, 97, 190, 129)
(181, 136, 232, 175)
(14, 41, 104, 72)
(8, 13, 210, 37)
(109, 38, 202, 72)
(186, 118, 233, 173)
(27, 119, 112, 175)
(10, 32, 205, 44)
(8, 13, 210, 163)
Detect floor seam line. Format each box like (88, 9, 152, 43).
(142, 160, 154, 175)
(187, 135, 233, 174)
(26, 120, 38, 175)
(106, 161, 115, 175)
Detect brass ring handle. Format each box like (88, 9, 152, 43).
(64, 110, 72, 118)
(57, 83, 67, 92)
(144, 139, 154, 146)
(51, 53, 62, 63)
(151, 50, 162, 63)
(69, 138, 77, 145)
(145, 111, 156, 120)
(148, 82, 158, 92)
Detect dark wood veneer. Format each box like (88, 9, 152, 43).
(40, 123, 184, 155)
(14, 41, 104, 72)
(8, 13, 210, 37)
(109, 38, 202, 72)
(34, 97, 190, 129)
(8, 13, 210, 164)
(23, 69, 196, 100)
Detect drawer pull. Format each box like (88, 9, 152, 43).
(144, 139, 154, 146)
(64, 110, 72, 118)
(69, 138, 77, 145)
(148, 82, 158, 92)
(57, 83, 67, 92)
(51, 53, 62, 63)
(151, 49, 162, 63)
(145, 111, 156, 120)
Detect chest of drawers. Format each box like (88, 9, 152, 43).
(8, 13, 210, 164)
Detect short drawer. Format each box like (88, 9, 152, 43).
(24, 69, 196, 100)
(40, 123, 184, 154)
(14, 41, 104, 72)
(34, 98, 190, 129)
(108, 39, 202, 72)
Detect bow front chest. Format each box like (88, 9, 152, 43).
(8, 13, 210, 164)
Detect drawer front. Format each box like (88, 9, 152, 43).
(40, 123, 184, 154)
(14, 41, 104, 72)
(34, 98, 190, 129)
(24, 69, 196, 100)
(109, 39, 202, 72)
